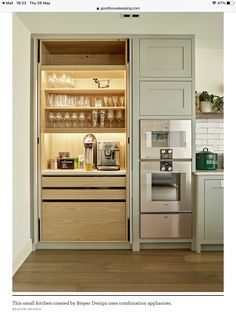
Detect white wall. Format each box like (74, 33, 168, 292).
(13, 14, 32, 274)
(196, 49, 223, 96)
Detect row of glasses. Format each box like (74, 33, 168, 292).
(47, 94, 90, 108)
(48, 112, 87, 128)
(102, 96, 125, 107)
(47, 74, 75, 88)
(47, 110, 124, 128)
(47, 94, 125, 108)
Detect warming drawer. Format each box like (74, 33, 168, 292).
(140, 213, 192, 239)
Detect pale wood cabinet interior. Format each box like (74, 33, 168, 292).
(39, 39, 129, 243)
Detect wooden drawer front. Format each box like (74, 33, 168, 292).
(42, 189, 126, 200)
(140, 38, 192, 78)
(140, 214, 192, 239)
(140, 81, 192, 116)
(41, 202, 126, 241)
(42, 176, 126, 188)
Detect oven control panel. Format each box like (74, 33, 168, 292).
(160, 149, 173, 159)
(160, 161, 173, 171)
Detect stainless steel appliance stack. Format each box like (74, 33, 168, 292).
(140, 120, 192, 239)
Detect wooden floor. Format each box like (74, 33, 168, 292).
(13, 249, 223, 292)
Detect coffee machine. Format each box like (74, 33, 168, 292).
(97, 141, 120, 170)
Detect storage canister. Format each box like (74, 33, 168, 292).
(196, 147, 218, 170)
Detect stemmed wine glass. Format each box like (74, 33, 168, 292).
(100, 110, 106, 128)
(71, 112, 78, 128)
(92, 110, 98, 128)
(56, 112, 63, 128)
(84, 96, 90, 107)
(86, 112, 92, 127)
(119, 96, 125, 107)
(103, 96, 108, 107)
(116, 110, 123, 128)
(48, 112, 56, 128)
(63, 112, 70, 128)
(108, 97, 113, 107)
(107, 109, 114, 128)
(112, 96, 118, 107)
(78, 112, 85, 128)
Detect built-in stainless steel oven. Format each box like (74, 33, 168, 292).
(141, 161, 191, 213)
(140, 120, 191, 160)
(140, 119, 192, 239)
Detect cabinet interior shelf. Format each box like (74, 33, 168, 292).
(44, 127, 126, 133)
(44, 88, 125, 95)
(196, 112, 224, 119)
(45, 106, 126, 111)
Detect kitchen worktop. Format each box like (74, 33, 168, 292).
(193, 169, 224, 176)
(41, 169, 126, 176)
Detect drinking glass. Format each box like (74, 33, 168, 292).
(108, 96, 113, 107)
(99, 110, 106, 128)
(56, 112, 63, 128)
(78, 112, 85, 128)
(107, 109, 114, 128)
(48, 74, 57, 88)
(47, 94, 54, 107)
(116, 110, 123, 127)
(71, 112, 78, 128)
(84, 96, 90, 107)
(95, 97, 102, 108)
(119, 96, 125, 107)
(64, 112, 71, 128)
(48, 112, 56, 128)
(112, 96, 118, 107)
(61, 94, 68, 107)
(86, 112, 92, 127)
(103, 96, 108, 107)
(92, 110, 98, 128)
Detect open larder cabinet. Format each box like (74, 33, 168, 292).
(37, 39, 131, 245)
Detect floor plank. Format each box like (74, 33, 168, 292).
(12, 249, 223, 292)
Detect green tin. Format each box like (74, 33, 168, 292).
(196, 147, 218, 170)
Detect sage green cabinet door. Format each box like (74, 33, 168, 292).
(140, 39, 192, 78)
(140, 81, 192, 116)
(204, 179, 224, 241)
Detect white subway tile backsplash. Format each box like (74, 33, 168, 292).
(207, 128, 224, 134)
(195, 118, 224, 154)
(195, 123, 210, 128)
(196, 139, 208, 145)
(196, 128, 208, 133)
(196, 133, 219, 139)
(207, 139, 223, 145)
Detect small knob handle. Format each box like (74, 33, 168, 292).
(161, 166, 166, 171)
(168, 166, 172, 171)
(168, 149, 172, 154)
(161, 149, 166, 153)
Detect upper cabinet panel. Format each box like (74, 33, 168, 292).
(139, 38, 192, 78)
(140, 81, 192, 116)
(40, 40, 126, 66)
